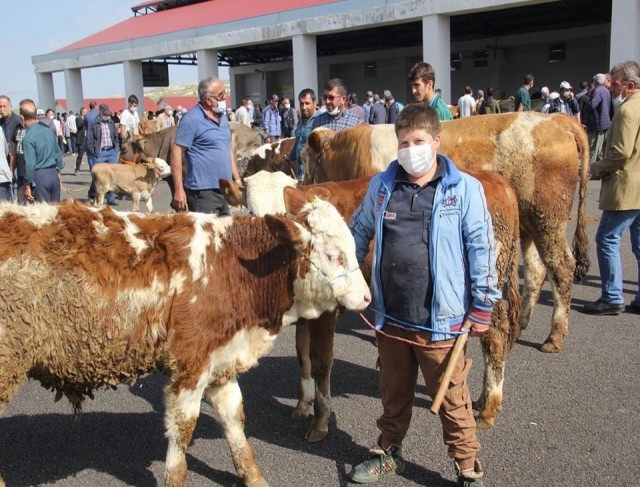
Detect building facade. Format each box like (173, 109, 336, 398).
(32, 0, 639, 114)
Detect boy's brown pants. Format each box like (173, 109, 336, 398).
(376, 325, 479, 471)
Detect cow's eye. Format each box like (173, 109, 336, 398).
(327, 253, 343, 265)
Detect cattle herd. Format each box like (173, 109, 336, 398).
(0, 112, 590, 486)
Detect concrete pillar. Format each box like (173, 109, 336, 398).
(36, 72, 55, 111)
(198, 49, 219, 81)
(422, 14, 451, 103)
(292, 34, 318, 99)
(610, 0, 640, 68)
(64, 68, 84, 114)
(123, 60, 145, 114)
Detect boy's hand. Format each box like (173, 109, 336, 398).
(461, 318, 489, 337)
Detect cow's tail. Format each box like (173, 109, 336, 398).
(506, 232, 522, 351)
(570, 121, 590, 281)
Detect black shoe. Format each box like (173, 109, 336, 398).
(583, 299, 624, 316)
(627, 300, 640, 314)
(107, 200, 118, 206)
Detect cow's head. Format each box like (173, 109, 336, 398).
(265, 187, 370, 317)
(300, 127, 336, 183)
(143, 157, 172, 178)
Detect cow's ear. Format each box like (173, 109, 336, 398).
(264, 214, 305, 247)
(307, 129, 333, 153)
(220, 178, 246, 207)
(282, 186, 308, 216)
(302, 186, 331, 202)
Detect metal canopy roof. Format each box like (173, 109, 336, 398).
(209, 0, 610, 68)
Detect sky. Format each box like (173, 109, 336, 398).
(1, 0, 226, 105)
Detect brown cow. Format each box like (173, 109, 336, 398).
(221, 168, 520, 435)
(119, 122, 261, 169)
(303, 113, 589, 354)
(118, 122, 262, 198)
(0, 198, 370, 486)
(243, 138, 297, 179)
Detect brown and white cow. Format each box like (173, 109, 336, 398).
(303, 112, 589, 354)
(91, 157, 171, 213)
(221, 168, 520, 435)
(0, 198, 370, 487)
(243, 138, 297, 179)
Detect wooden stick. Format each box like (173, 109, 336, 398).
(430, 332, 469, 415)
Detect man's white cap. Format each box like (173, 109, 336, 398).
(541, 86, 550, 94)
(559, 81, 573, 90)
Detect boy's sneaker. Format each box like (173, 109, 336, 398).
(349, 443, 404, 483)
(455, 459, 485, 487)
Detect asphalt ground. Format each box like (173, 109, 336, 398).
(0, 154, 638, 486)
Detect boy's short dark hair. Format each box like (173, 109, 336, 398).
(128, 94, 139, 105)
(394, 103, 441, 137)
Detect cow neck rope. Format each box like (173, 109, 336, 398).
(359, 310, 467, 349)
(118, 151, 139, 165)
(304, 255, 360, 295)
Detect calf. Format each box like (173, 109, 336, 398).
(222, 169, 520, 436)
(91, 157, 171, 213)
(243, 138, 296, 178)
(0, 198, 370, 487)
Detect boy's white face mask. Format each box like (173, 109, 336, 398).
(397, 143, 435, 177)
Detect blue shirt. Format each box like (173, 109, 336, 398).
(175, 103, 232, 190)
(288, 111, 320, 162)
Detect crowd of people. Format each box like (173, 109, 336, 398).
(0, 58, 638, 486)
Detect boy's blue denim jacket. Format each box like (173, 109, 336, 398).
(349, 156, 501, 341)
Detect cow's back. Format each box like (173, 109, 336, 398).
(440, 113, 583, 211)
(0, 203, 202, 402)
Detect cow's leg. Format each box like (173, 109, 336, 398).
(145, 196, 154, 214)
(519, 232, 547, 333)
(292, 319, 315, 420)
(164, 383, 206, 487)
(306, 309, 336, 443)
(535, 227, 575, 353)
(476, 301, 508, 429)
(131, 193, 141, 212)
(94, 188, 105, 208)
(205, 378, 268, 487)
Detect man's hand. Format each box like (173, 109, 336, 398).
(172, 186, 188, 212)
(460, 318, 488, 337)
(24, 185, 34, 203)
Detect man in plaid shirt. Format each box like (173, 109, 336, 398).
(312, 78, 363, 132)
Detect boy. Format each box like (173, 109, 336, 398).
(348, 103, 500, 486)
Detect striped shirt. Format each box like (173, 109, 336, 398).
(100, 120, 112, 149)
(311, 108, 363, 132)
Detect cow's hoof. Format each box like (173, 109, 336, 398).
(540, 340, 563, 353)
(476, 416, 495, 429)
(291, 408, 310, 420)
(305, 427, 328, 443)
